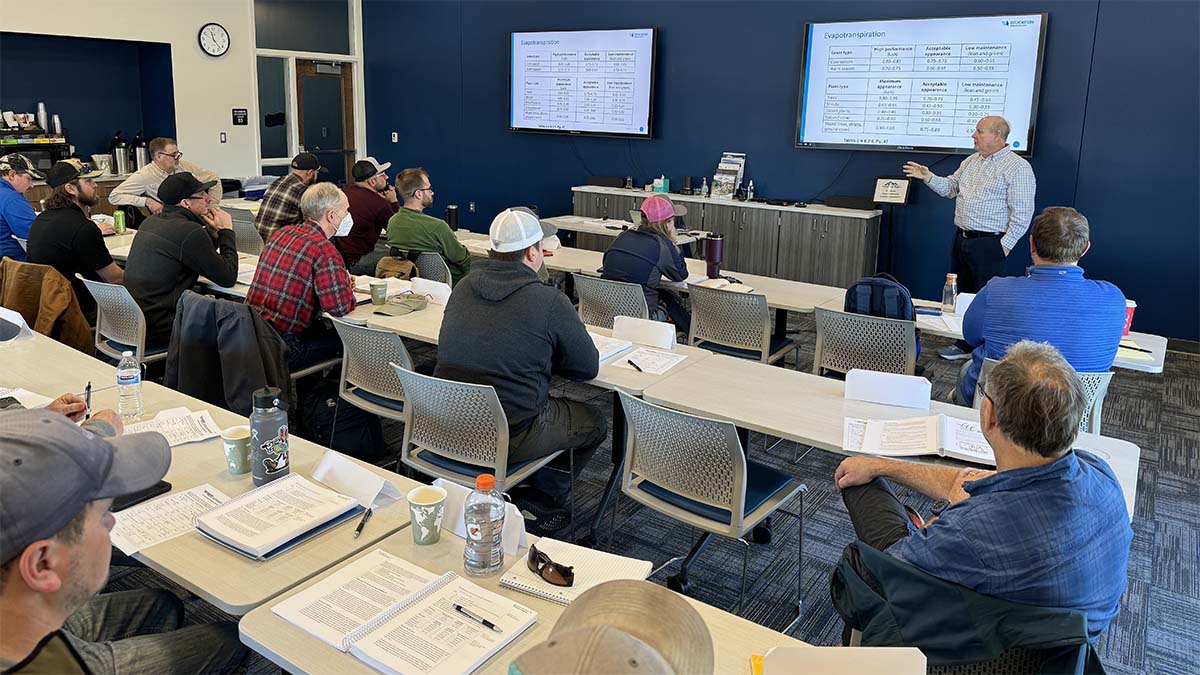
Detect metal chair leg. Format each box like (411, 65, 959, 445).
(781, 486, 809, 635)
(568, 450, 576, 542)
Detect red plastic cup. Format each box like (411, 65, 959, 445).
(1123, 300, 1136, 336)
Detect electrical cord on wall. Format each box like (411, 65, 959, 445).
(807, 151, 854, 202)
(569, 136, 596, 176)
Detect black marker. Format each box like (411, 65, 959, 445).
(627, 360, 643, 372)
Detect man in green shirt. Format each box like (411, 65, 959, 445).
(386, 167, 471, 284)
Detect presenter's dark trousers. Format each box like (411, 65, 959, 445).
(950, 228, 1006, 350)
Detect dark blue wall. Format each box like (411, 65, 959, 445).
(0, 33, 176, 159)
(362, 0, 1199, 340)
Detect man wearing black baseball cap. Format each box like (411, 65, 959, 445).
(123, 172, 238, 345)
(339, 156, 398, 273)
(0, 409, 248, 673)
(254, 152, 326, 241)
(0, 153, 45, 262)
(26, 160, 124, 322)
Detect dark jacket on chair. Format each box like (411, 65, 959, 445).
(0, 257, 93, 354)
(165, 291, 294, 417)
(831, 541, 1104, 674)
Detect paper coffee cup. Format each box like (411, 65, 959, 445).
(221, 425, 252, 475)
(1123, 299, 1136, 337)
(407, 485, 447, 545)
(370, 281, 388, 305)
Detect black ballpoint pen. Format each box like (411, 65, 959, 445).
(627, 359, 643, 372)
(454, 604, 502, 633)
(353, 508, 373, 539)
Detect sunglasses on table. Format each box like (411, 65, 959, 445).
(527, 542, 574, 587)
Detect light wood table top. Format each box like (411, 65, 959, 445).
(239, 531, 808, 675)
(1, 333, 422, 615)
(340, 303, 712, 397)
(641, 355, 1141, 518)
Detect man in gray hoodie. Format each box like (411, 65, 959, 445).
(435, 209, 605, 530)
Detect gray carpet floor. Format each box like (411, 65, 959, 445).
(106, 312, 1199, 675)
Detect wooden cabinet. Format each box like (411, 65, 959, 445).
(25, 178, 125, 217)
(571, 187, 880, 287)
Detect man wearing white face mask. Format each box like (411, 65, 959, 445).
(248, 182, 357, 370)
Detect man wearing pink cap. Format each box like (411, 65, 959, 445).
(602, 194, 691, 331)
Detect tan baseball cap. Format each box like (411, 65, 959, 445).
(511, 580, 714, 675)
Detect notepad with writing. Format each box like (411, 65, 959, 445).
(499, 537, 652, 605)
(194, 474, 363, 560)
(844, 415, 995, 466)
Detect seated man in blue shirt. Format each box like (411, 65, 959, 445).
(954, 206, 1126, 405)
(835, 340, 1131, 640)
(0, 154, 43, 262)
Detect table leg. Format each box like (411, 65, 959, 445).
(580, 390, 626, 548)
(773, 308, 789, 339)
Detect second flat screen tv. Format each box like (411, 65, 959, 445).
(510, 28, 656, 139)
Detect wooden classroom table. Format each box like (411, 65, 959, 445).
(641, 354, 1141, 519)
(239, 530, 809, 675)
(0, 332, 424, 615)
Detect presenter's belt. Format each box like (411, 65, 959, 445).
(957, 229, 1003, 239)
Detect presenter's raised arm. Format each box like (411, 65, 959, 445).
(902, 161, 932, 181)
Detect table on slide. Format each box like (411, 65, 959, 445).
(0, 332, 424, 615)
(641, 354, 1141, 519)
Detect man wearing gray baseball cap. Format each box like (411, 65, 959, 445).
(0, 410, 247, 674)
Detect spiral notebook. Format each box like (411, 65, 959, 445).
(274, 551, 537, 675)
(499, 537, 652, 605)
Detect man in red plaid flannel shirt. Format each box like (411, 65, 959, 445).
(248, 182, 357, 371)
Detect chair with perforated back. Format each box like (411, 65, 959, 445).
(391, 364, 578, 535)
(617, 391, 807, 626)
(813, 307, 916, 376)
(227, 207, 263, 255)
(79, 278, 167, 365)
(331, 317, 413, 421)
(573, 274, 649, 329)
(688, 283, 798, 365)
(972, 357, 1114, 435)
(414, 252, 451, 285)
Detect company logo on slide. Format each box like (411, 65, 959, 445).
(630, 31, 650, 38)
(1002, 19, 1035, 27)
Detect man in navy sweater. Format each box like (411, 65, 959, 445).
(955, 206, 1126, 405)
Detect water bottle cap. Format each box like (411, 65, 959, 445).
(122, 351, 133, 357)
(253, 387, 282, 408)
(475, 474, 495, 491)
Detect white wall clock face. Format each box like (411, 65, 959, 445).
(198, 22, 230, 57)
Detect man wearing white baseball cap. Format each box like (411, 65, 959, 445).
(435, 208, 605, 531)
(0, 410, 248, 674)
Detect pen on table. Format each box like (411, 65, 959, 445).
(352, 508, 373, 539)
(626, 359, 644, 373)
(454, 604, 502, 633)
(1120, 345, 1153, 354)
(84, 382, 92, 416)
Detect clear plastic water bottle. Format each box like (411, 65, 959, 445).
(463, 474, 505, 576)
(941, 273, 959, 313)
(116, 351, 143, 421)
(747, 179, 755, 200)
(700, 177, 709, 198)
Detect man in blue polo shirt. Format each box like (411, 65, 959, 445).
(0, 154, 44, 262)
(835, 341, 1131, 640)
(954, 206, 1126, 405)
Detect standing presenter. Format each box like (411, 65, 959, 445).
(903, 115, 1036, 360)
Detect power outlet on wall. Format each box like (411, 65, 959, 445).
(390, 131, 398, 143)
(469, 202, 475, 212)
(219, 132, 227, 143)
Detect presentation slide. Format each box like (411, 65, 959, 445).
(510, 28, 655, 138)
(795, 14, 1047, 155)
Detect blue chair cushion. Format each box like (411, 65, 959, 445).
(105, 338, 169, 356)
(695, 336, 796, 361)
(413, 448, 542, 480)
(345, 387, 404, 412)
(637, 460, 797, 524)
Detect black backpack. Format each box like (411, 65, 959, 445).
(844, 273, 921, 356)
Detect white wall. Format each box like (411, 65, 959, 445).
(1, 0, 259, 177)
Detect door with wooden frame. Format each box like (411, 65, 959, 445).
(295, 59, 355, 184)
